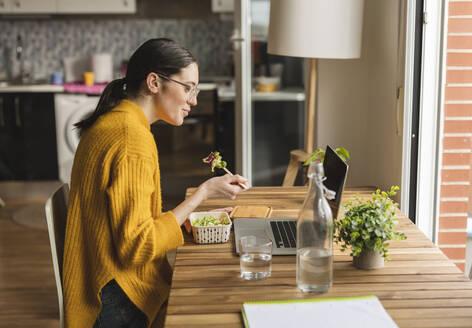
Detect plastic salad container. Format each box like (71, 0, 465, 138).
(189, 211, 232, 244)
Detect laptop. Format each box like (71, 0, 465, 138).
(234, 145, 349, 255)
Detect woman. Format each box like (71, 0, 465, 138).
(63, 38, 248, 328)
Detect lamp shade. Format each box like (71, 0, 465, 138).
(268, 0, 364, 59)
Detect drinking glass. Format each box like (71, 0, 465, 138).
(239, 235, 273, 280)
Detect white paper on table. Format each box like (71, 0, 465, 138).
(242, 295, 398, 328)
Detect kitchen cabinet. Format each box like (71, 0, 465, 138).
(0, 0, 136, 14)
(0, 0, 56, 13)
(0, 93, 58, 180)
(0, 96, 15, 179)
(57, 0, 136, 14)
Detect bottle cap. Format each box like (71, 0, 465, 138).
(314, 162, 324, 176)
(308, 161, 324, 179)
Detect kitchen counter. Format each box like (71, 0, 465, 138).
(218, 86, 305, 102)
(198, 83, 218, 91)
(0, 82, 218, 94)
(0, 84, 65, 93)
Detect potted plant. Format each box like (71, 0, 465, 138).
(303, 147, 350, 166)
(335, 186, 407, 269)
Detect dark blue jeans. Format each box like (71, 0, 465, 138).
(93, 280, 147, 328)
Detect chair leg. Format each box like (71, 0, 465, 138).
(283, 157, 300, 186)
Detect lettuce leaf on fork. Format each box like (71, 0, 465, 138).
(202, 151, 227, 172)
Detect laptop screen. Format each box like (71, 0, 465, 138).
(322, 145, 349, 218)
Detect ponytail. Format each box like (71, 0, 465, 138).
(74, 78, 127, 135)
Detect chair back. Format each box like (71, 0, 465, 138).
(45, 183, 69, 328)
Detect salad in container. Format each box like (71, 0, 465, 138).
(189, 211, 232, 244)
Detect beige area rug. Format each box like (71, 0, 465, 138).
(11, 203, 48, 231)
(1, 181, 62, 231)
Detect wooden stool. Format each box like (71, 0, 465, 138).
(282, 149, 311, 186)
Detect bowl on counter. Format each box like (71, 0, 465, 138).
(254, 76, 280, 92)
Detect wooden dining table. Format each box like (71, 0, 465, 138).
(164, 186, 472, 328)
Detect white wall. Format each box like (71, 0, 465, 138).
(317, 0, 404, 196)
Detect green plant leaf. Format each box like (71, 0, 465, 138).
(302, 149, 325, 166)
(302, 146, 350, 166)
(335, 147, 350, 161)
(334, 185, 406, 261)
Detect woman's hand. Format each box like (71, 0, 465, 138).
(199, 174, 249, 200)
(172, 174, 248, 226)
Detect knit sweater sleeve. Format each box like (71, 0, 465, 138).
(106, 154, 184, 268)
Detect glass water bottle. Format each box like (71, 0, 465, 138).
(296, 162, 334, 293)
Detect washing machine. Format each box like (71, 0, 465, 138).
(54, 94, 100, 183)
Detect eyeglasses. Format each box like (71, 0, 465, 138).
(157, 74, 200, 101)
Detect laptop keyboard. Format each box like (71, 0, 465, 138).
(270, 220, 297, 248)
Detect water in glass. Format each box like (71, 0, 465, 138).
(239, 235, 272, 280)
(240, 252, 272, 280)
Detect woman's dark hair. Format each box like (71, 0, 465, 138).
(74, 38, 196, 134)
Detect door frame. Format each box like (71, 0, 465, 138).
(233, 0, 253, 183)
(402, 0, 447, 243)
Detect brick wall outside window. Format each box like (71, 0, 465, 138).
(440, 0, 472, 272)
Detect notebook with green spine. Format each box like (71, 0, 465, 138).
(241, 295, 398, 328)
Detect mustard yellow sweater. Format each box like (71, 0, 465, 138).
(63, 100, 184, 327)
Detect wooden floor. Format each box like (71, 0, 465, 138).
(0, 127, 213, 327)
(0, 203, 59, 327)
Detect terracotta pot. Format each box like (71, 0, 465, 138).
(353, 249, 384, 269)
